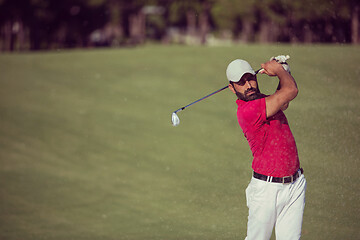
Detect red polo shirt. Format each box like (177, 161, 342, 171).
(236, 96, 299, 177)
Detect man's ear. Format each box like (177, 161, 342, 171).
(228, 83, 236, 94)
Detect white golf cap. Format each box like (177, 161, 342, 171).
(226, 59, 255, 82)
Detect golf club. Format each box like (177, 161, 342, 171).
(171, 68, 263, 127)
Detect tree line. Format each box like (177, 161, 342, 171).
(0, 0, 359, 51)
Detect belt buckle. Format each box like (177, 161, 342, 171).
(283, 175, 293, 184)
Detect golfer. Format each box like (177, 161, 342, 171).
(226, 59, 307, 240)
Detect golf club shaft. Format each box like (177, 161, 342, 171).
(174, 68, 263, 113)
(255, 68, 263, 74)
(174, 85, 229, 113)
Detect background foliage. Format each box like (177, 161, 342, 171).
(0, 0, 359, 51)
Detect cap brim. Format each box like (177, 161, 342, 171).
(229, 70, 256, 82)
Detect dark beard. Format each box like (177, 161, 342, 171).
(236, 87, 261, 101)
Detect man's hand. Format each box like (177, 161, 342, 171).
(260, 60, 287, 77)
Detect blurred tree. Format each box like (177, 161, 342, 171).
(333, 0, 359, 44)
(255, 0, 287, 43)
(283, 0, 357, 43)
(48, 0, 107, 48)
(168, 0, 213, 44)
(212, 0, 256, 42)
(0, 0, 108, 50)
(0, 0, 33, 51)
(199, 0, 212, 44)
(169, 0, 196, 36)
(294, 0, 340, 42)
(99, 0, 163, 45)
(352, 3, 359, 44)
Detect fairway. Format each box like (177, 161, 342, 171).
(0, 44, 359, 240)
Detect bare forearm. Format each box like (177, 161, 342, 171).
(276, 70, 298, 101)
(276, 71, 297, 90)
(262, 60, 298, 117)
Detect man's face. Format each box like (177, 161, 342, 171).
(229, 73, 260, 101)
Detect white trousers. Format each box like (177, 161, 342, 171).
(245, 173, 306, 240)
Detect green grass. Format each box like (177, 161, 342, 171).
(0, 44, 359, 240)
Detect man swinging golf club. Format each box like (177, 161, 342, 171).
(226, 58, 307, 240)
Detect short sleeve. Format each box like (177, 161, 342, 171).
(237, 98, 267, 129)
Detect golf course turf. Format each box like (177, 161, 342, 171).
(0, 44, 359, 239)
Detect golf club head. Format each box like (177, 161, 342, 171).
(171, 112, 180, 126)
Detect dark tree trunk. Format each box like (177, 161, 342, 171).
(199, 1, 210, 45)
(259, 19, 271, 43)
(129, 11, 146, 44)
(186, 9, 196, 37)
(239, 19, 254, 43)
(352, 4, 359, 44)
